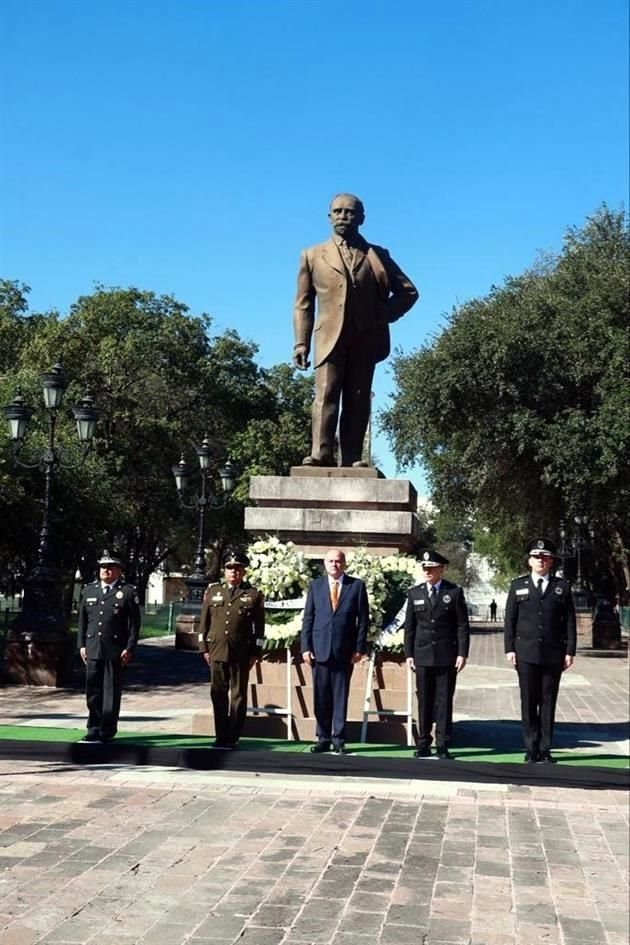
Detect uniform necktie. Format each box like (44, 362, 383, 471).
(103, 585, 110, 595)
(331, 581, 339, 610)
(430, 585, 437, 607)
(537, 578, 544, 598)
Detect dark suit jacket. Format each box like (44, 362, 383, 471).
(504, 574, 576, 664)
(199, 581, 265, 663)
(301, 574, 369, 663)
(77, 579, 141, 660)
(403, 580, 470, 667)
(293, 238, 418, 368)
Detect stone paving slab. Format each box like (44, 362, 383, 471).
(0, 760, 627, 945)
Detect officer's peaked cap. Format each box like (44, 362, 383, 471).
(527, 538, 557, 557)
(98, 549, 123, 566)
(419, 548, 449, 567)
(223, 549, 249, 568)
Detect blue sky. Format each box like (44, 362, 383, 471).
(1, 0, 628, 492)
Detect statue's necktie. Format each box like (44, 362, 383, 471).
(331, 581, 339, 611)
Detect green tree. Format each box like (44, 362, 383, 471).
(0, 286, 313, 600)
(381, 206, 630, 594)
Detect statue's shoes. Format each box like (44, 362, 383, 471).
(302, 455, 335, 467)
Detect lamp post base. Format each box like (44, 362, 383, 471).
(3, 632, 75, 686)
(175, 609, 203, 651)
(174, 573, 208, 651)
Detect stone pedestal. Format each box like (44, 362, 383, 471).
(245, 467, 420, 556)
(191, 652, 413, 744)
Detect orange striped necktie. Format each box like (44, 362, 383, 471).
(330, 581, 339, 610)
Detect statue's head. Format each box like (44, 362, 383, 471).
(328, 193, 365, 239)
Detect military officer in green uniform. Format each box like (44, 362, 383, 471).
(78, 550, 141, 742)
(199, 550, 265, 748)
(504, 538, 576, 763)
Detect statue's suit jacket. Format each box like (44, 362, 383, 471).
(301, 574, 369, 663)
(293, 239, 418, 368)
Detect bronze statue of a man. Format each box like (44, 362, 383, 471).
(292, 193, 418, 467)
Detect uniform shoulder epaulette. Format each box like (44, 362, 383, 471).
(206, 581, 220, 588)
(514, 574, 529, 582)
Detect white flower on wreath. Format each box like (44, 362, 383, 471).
(246, 537, 311, 602)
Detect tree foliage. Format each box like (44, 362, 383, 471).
(0, 285, 312, 600)
(381, 207, 630, 593)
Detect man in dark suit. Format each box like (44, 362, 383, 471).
(404, 549, 470, 759)
(504, 538, 576, 763)
(199, 550, 265, 749)
(293, 193, 418, 467)
(78, 550, 141, 742)
(301, 548, 369, 753)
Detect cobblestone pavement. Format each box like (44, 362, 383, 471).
(0, 760, 627, 945)
(0, 625, 627, 944)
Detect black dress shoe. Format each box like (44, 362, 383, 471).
(331, 745, 346, 754)
(523, 751, 539, 763)
(414, 747, 432, 758)
(80, 733, 100, 743)
(436, 748, 453, 760)
(537, 751, 556, 764)
(310, 742, 331, 753)
(212, 739, 232, 750)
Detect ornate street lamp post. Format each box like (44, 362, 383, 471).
(171, 437, 236, 649)
(558, 515, 595, 613)
(3, 363, 99, 685)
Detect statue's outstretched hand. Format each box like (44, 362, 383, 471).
(293, 345, 310, 370)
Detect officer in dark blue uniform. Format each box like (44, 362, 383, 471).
(504, 538, 576, 763)
(78, 551, 141, 742)
(404, 549, 470, 759)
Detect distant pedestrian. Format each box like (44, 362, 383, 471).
(504, 538, 576, 763)
(301, 548, 369, 753)
(489, 599, 497, 622)
(77, 551, 141, 743)
(404, 549, 470, 759)
(199, 551, 265, 749)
